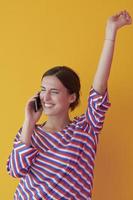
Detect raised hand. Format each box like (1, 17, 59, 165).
(107, 10, 132, 31)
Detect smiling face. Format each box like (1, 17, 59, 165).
(40, 75, 76, 117)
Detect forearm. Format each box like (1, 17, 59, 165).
(93, 25, 117, 95)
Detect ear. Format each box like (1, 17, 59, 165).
(69, 93, 76, 104)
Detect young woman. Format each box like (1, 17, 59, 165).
(7, 10, 132, 200)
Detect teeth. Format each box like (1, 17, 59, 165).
(45, 103, 54, 108)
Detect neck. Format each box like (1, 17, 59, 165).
(43, 114, 71, 131)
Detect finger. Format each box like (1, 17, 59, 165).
(124, 11, 132, 23)
(115, 11, 123, 17)
(125, 11, 131, 19)
(122, 10, 131, 17)
(120, 10, 132, 23)
(118, 10, 128, 17)
(31, 92, 41, 99)
(122, 10, 127, 15)
(124, 10, 129, 17)
(27, 95, 39, 104)
(26, 99, 36, 106)
(34, 91, 40, 96)
(127, 16, 132, 24)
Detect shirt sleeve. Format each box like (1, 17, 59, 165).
(86, 87, 111, 133)
(6, 127, 38, 178)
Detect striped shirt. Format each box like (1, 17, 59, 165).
(7, 87, 111, 200)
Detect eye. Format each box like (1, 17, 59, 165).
(51, 91, 59, 94)
(40, 87, 46, 92)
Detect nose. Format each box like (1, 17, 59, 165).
(41, 91, 51, 102)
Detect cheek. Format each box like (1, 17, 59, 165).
(39, 93, 44, 100)
(58, 95, 71, 106)
(54, 96, 64, 103)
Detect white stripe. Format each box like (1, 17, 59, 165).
(18, 180, 29, 200)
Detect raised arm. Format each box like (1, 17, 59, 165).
(93, 10, 132, 95)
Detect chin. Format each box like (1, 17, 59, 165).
(43, 110, 66, 117)
(43, 109, 57, 116)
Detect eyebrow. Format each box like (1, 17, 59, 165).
(40, 86, 60, 91)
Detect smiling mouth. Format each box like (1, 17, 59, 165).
(44, 103, 55, 108)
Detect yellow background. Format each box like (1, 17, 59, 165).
(1, 0, 133, 199)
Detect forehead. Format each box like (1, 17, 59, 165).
(41, 76, 66, 90)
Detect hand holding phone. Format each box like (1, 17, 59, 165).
(34, 93, 42, 112)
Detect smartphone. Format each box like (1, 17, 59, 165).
(34, 93, 42, 112)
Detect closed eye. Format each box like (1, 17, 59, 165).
(51, 90, 59, 94)
(41, 87, 46, 92)
(40, 86, 59, 94)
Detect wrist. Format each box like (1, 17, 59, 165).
(23, 120, 35, 130)
(20, 121, 35, 146)
(105, 23, 117, 41)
